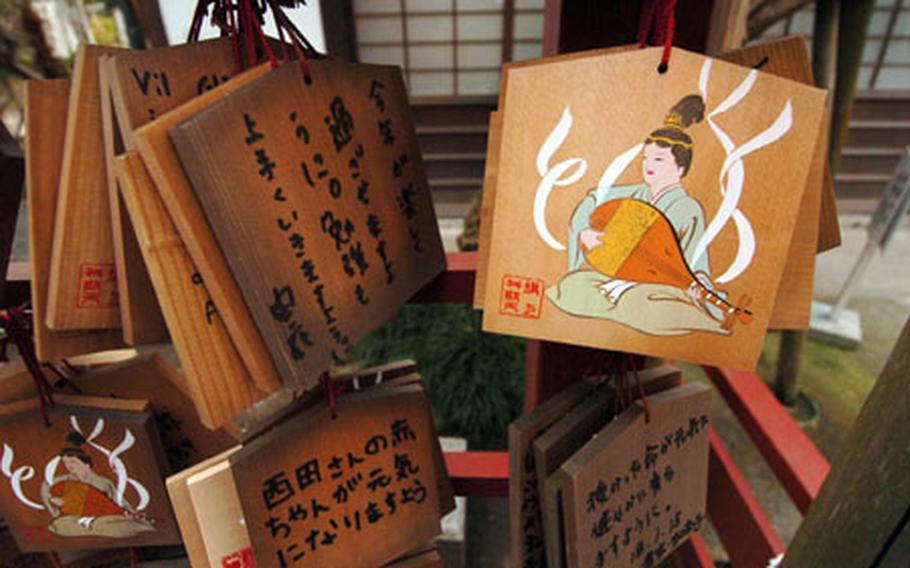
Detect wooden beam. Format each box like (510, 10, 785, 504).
(747, 0, 814, 40)
(781, 318, 910, 567)
(128, 0, 169, 47)
(321, 0, 358, 60)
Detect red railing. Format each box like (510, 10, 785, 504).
(415, 252, 830, 568)
(4, 252, 830, 567)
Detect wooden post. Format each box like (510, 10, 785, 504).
(321, 0, 358, 61)
(774, 0, 840, 407)
(829, 0, 875, 170)
(774, 330, 803, 406)
(780, 318, 910, 567)
(811, 0, 839, 92)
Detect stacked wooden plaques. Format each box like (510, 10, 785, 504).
(508, 365, 712, 567)
(166, 361, 454, 567)
(25, 28, 444, 430)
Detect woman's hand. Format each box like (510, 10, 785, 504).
(50, 497, 64, 507)
(579, 228, 605, 251)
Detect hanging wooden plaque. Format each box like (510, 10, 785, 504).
(131, 63, 281, 394)
(0, 352, 237, 470)
(561, 383, 712, 568)
(230, 385, 443, 567)
(100, 39, 241, 347)
(115, 152, 266, 429)
(0, 395, 180, 551)
(187, 455, 252, 567)
(508, 377, 598, 568)
(72, 353, 238, 470)
(474, 43, 829, 331)
(25, 80, 127, 361)
(99, 55, 168, 347)
(719, 37, 831, 329)
(473, 110, 502, 310)
(168, 60, 446, 388)
(46, 45, 126, 331)
(534, 366, 682, 568)
(483, 47, 826, 370)
(166, 447, 242, 568)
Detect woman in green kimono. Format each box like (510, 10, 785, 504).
(546, 95, 728, 336)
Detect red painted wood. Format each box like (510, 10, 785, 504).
(523, 339, 605, 412)
(707, 429, 785, 568)
(669, 533, 714, 568)
(409, 251, 476, 304)
(703, 365, 831, 514)
(444, 450, 509, 498)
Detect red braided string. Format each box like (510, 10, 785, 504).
(321, 370, 337, 419)
(638, 0, 678, 72)
(0, 308, 54, 426)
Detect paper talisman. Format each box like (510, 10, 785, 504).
(0, 395, 180, 551)
(168, 59, 445, 388)
(25, 80, 127, 361)
(533, 366, 682, 568)
(115, 152, 266, 429)
(482, 47, 826, 370)
(230, 385, 443, 567)
(131, 63, 282, 393)
(46, 45, 127, 331)
(561, 383, 712, 568)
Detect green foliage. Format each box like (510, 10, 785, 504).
(349, 304, 525, 448)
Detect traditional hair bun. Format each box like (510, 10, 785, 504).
(65, 432, 86, 447)
(664, 95, 705, 130)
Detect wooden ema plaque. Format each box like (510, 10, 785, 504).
(46, 45, 126, 331)
(169, 60, 445, 388)
(99, 55, 167, 347)
(0, 395, 180, 551)
(166, 447, 242, 568)
(561, 383, 712, 568)
(230, 386, 442, 568)
(0, 352, 236, 471)
(719, 37, 830, 329)
(100, 39, 239, 346)
(508, 377, 598, 568)
(482, 47, 826, 370)
(131, 63, 281, 394)
(534, 366, 682, 568)
(116, 152, 266, 429)
(25, 80, 127, 361)
(474, 41, 832, 331)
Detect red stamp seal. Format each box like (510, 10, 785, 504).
(499, 274, 544, 319)
(76, 262, 119, 308)
(222, 548, 257, 568)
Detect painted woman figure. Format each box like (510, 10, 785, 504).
(40, 432, 155, 538)
(546, 95, 728, 335)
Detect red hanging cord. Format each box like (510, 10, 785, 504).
(321, 370, 337, 419)
(249, 0, 279, 68)
(0, 308, 55, 426)
(631, 363, 652, 423)
(267, 0, 313, 83)
(241, 0, 258, 68)
(637, 0, 678, 73)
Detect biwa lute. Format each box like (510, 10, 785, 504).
(583, 198, 753, 329)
